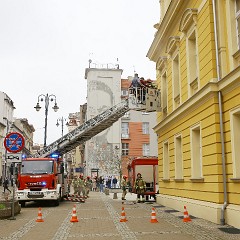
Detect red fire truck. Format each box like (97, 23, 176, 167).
(16, 154, 68, 207)
(128, 156, 158, 201)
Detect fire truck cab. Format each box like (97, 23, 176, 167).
(16, 155, 67, 207)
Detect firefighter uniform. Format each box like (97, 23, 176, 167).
(78, 175, 86, 197)
(72, 176, 79, 195)
(134, 173, 146, 203)
(121, 175, 128, 200)
(85, 177, 92, 197)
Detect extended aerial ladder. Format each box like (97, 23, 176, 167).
(31, 87, 161, 158)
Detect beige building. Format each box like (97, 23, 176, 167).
(147, 0, 240, 228)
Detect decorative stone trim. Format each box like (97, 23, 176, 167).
(179, 8, 198, 33)
(174, 178, 184, 182)
(157, 56, 167, 72)
(162, 178, 170, 182)
(166, 36, 180, 57)
(190, 178, 204, 182)
(230, 178, 240, 182)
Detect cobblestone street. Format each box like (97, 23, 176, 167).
(0, 189, 240, 240)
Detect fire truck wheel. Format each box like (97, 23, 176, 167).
(19, 201, 26, 207)
(54, 199, 60, 206)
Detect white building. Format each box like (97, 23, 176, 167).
(84, 67, 122, 177)
(0, 91, 15, 178)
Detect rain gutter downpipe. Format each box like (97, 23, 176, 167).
(212, 0, 227, 225)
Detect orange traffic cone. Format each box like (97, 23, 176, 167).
(120, 207, 128, 222)
(150, 207, 158, 223)
(36, 207, 44, 222)
(70, 204, 79, 223)
(183, 206, 191, 222)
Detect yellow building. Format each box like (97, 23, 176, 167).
(147, 0, 240, 228)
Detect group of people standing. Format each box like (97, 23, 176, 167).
(70, 172, 147, 203)
(71, 175, 92, 198)
(129, 73, 157, 103)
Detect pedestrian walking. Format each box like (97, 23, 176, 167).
(92, 177, 97, 191)
(3, 177, 11, 194)
(112, 176, 117, 188)
(99, 176, 104, 193)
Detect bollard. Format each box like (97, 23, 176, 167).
(113, 192, 118, 199)
(105, 188, 109, 195)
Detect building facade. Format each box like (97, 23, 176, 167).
(84, 65, 158, 179)
(0, 91, 15, 178)
(13, 118, 35, 157)
(121, 77, 158, 176)
(147, 0, 240, 228)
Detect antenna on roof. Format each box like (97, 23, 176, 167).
(116, 58, 119, 69)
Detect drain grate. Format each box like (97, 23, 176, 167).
(165, 209, 179, 213)
(218, 227, 240, 234)
(152, 205, 165, 208)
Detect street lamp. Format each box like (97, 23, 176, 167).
(56, 117, 67, 137)
(34, 94, 59, 147)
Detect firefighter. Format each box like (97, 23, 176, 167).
(78, 175, 86, 198)
(121, 175, 128, 200)
(134, 173, 146, 203)
(85, 176, 92, 198)
(72, 175, 79, 195)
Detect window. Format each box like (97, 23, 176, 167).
(175, 135, 183, 179)
(143, 143, 150, 156)
(179, 8, 198, 97)
(236, 0, 240, 48)
(121, 122, 129, 138)
(142, 122, 149, 134)
(187, 30, 199, 96)
(162, 72, 167, 115)
(166, 36, 180, 110)
(172, 54, 180, 108)
(191, 125, 202, 179)
(121, 89, 128, 96)
(122, 143, 129, 155)
(163, 141, 169, 179)
(230, 108, 240, 178)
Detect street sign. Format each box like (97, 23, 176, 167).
(4, 132, 25, 153)
(6, 153, 22, 163)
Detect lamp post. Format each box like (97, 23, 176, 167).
(56, 117, 66, 137)
(34, 94, 59, 147)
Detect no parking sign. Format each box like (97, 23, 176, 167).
(4, 132, 25, 153)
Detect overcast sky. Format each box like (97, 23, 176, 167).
(0, 0, 159, 145)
